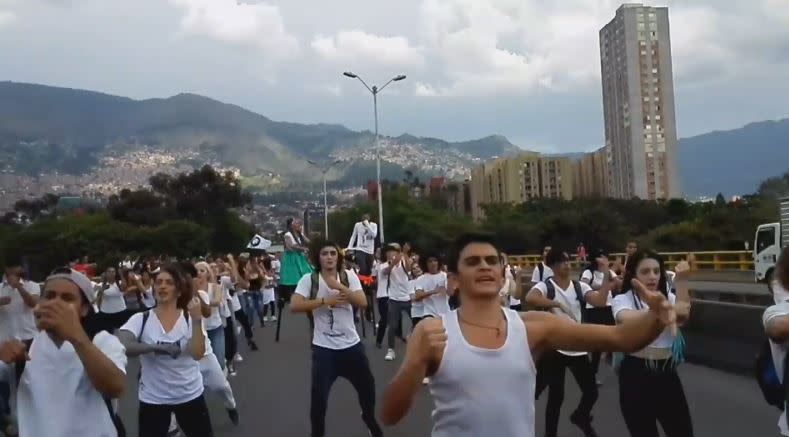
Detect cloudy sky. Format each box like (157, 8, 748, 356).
(1, 0, 788, 152)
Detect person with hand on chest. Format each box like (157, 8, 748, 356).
(117, 263, 211, 437)
(290, 240, 383, 437)
(0, 267, 127, 437)
(381, 233, 675, 437)
(0, 259, 40, 348)
(525, 248, 619, 437)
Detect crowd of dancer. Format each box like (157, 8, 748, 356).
(0, 210, 736, 437)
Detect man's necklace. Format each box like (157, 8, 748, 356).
(458, 310, 506, 337)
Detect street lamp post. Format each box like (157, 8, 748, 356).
(308, 159, 342, 238)
(343, 71, 406, 245)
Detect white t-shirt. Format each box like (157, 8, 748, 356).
(531, 263, 554, 283)
(220, 276, 241, 312)
(581, 269, 617, 308)
(373, 262, 389, 298)
(410, 279, 423, 318)
(0, 279, 41, 341)
(612, 290, 678, 350)
(386, 260, 412, 302)
(504, 268, 520, 306)
(141, 286, 156, 308)
(98, 283, 127, 314)
(417, 272, 449, 317)
(764, 303, 789, 436)
(17, 330, 127, 437)
(294, 270, 362, 350)
(120, 311, 204, 405)
(199, 285, 224, 331)
(347, 221, 378, 255)
(532, 279, 593, 356)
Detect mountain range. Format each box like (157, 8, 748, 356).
(1, 81, 787, 197)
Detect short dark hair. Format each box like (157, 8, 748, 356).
(419, 253, 443, 272)
(447, 233, 500, 273)
(309, 240, 344, 272)
(778, 246, 789, 290)
(178, 261, 198, 279)
(544, 248, 570, 268)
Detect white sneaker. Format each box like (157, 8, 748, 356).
(234, 354, 244, 363)
(422, 377, 430, 385)
(236, 326, 242, 335)
(271, 315, 278, 321)
(264, 316, 270, 322)
(385, 349, 395, 361)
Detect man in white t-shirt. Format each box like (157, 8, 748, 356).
(290, 241, 383, 437)
(526, 249, 615, 437)
(347, 213, 378, 276)
(531, 245, 554, 287)
(415, 255, 450, 319)
(377, 243, 414, 361)
(0, 268, 126, 437)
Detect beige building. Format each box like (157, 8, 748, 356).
(573, 146, 611, 198)
(600, 3, 680, 200)
(470, 152, 573, 221)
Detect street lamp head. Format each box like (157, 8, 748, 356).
(393, 75, 407, 81)
(343, 72, 358, 78)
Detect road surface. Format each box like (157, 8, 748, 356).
(117, 310, 778, 437)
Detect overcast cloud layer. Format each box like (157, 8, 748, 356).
(1, 0, 788, 152)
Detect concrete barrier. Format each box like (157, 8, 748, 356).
(683, 300, 765, 374)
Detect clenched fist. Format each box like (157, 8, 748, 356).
(408, 319, 447, 366)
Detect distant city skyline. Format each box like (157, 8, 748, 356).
(0, 1, 788, 153)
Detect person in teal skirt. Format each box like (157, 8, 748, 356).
(276, 218, 313, 341)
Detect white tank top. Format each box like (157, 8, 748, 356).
(429, 308, 536, 437)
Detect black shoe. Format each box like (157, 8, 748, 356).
(227, 408, 239, 426)
(569, 412, 598, 437)
(260, 321, 265, 328)
(375, 342, 382, 349)
(248, 340, 259, 351)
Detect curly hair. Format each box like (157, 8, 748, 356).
(309, 240, 344, 272)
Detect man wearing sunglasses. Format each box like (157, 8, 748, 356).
(0, 267, 127, 437)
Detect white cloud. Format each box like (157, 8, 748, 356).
(412, 0, 789, 97)
(311, 30, 424, 68)
(169, 0, 299, 60)
(0, 0, 17, 27)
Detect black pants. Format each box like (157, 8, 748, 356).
(262, 301, 276, 317)
(375, 297, 389, 346)
(224, 316, 236, 363)
(411, 316, 423, 326)
(356, 251, 374, 276)
(310, 343, 382, 437)
(619, 356, 694, 437)
(234, 309, 254, 340)
(510, 304, 523, 311)
(535, 351, 599, 437)
(139, 395, 213, 437)
(386, 300, 411, 349)
(585, 306, 615, 375)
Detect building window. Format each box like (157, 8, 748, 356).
(638, 22, 645, 30)
(649, 12, 656, 21)
(650, 31, 657, 39)
(638, 13, 645, 22)
(649, 22, 657, 30)
(652, 67, 658, 74)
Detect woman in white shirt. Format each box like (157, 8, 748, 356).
(409, 263, 424, 326)
(611, 250, 693, 437)
(117, 264, 211, 437)
(195, 262, 226, 370)
(261, 257, 278, 323)
(580, 249, 621, 380)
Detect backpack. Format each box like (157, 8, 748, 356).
(756, 337, 789, 410)
(306, 270, 350, 331)
(544, 278, 586, 321)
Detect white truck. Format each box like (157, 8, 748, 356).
(754, 196, 789, 291)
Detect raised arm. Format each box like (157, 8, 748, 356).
(347, 223, 359, 249)
(672, 261, 691, 324)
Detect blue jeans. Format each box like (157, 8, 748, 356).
(207, 326, 226, 370)
(245, 290, 264, 325)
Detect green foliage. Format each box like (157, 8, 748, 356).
(0, 165, 254, 279)
(329, 185, 778, 257)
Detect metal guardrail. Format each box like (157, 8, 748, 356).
(508, 250, 754, 272)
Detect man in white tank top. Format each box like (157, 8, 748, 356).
(381, 233, 678, 437)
